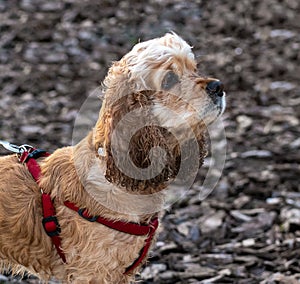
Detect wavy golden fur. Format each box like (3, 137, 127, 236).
(0, 33, 225, 283)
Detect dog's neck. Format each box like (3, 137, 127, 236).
(73, 132, 165, 220)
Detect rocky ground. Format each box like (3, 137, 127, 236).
(0, 0, 300, 283)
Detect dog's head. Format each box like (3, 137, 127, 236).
(94, 33, 226, 192)
(127, 33, 225, 125)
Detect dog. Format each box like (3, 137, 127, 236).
(0, 33, 225, 283)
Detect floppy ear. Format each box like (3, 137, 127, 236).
(94, 91, 182, 193)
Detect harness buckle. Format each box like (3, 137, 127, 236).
(78, 208, 99, 222)
(42, 216, 61, 237)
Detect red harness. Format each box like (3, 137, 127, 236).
(19, 148, 159, 275)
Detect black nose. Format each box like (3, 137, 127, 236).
(206, 81, 224, 97)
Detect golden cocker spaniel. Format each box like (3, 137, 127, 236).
(0, 33, 225, 283)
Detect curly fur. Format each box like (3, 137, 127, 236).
(0, 33, 225, 283)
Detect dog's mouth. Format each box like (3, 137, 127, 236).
(195, 94, 226, 127)
(201, 100, 225, 125)
(214, 92, 226, 116)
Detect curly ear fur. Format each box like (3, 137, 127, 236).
(95, 91, 177, 193)
(94, 89, 207, 193)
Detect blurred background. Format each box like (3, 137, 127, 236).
(0, 0, 299, 283)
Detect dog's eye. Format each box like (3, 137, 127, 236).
(161, 71, 180, 90)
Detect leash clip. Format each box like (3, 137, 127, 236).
(0, 140, 35, 163)
(0, 140, 33, 154)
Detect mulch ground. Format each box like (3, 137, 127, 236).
(0, 0, 299, 283)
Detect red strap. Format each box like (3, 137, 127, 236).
(64, 201, 157, 236)
(20, 149, 50, 183)
(41, 193, 66, 263)
(124, 217, 159, 274)
(26, 158, 43, 181)
(64, 201, 159, 274)
(22, 149, 66, 263)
